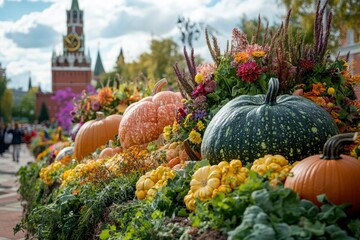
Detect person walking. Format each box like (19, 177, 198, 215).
(3, 123, 11, 152)
(7, 123, 24, 162)
(0, 122, 5, 157)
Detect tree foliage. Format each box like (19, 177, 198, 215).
(0, 88, 13, 122)
(12, 88, 37, 122)
(278, 0, 360, 47)
(101, 38, 188, 90)
(38, 102, 49, 123)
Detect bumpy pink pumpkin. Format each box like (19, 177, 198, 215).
(119, 79, 183, 148)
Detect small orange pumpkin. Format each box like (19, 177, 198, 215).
(168, 157, 182, 169)
(99, 146, 122, 159)
(119, 79, 183, 148)
(74, 112, 122, 161)
(284, 132, 360, 215)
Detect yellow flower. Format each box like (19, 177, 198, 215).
(97, 87, 113, 105)
(189, 130, 202, 145)
(172, 121, 180, 133)
(163, 125, 172, 140)
(233, 52, 249, 64)
(251, 50, 266, 58)
(164, 132, 171, 141)
(196, 120, 205, 131)
(327, 87, 335, 95)
(195, 73, 204, 84)
(184, 114, 192, 127)
(163, 125, 171, 134)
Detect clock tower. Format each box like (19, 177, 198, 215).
(51, 0, 92, 93)
(36, 0, 96, 122)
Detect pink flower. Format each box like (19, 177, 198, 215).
(192, 83, 206, 98)
(236, 61, 262, 83)
(196, 63, 215, 80)
(204, 80, 216, 93)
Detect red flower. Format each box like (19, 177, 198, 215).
(236, 61, 261, 83)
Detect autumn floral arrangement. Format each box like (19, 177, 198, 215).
(71, 82, 150, 125)
(170, 3, 360, 153)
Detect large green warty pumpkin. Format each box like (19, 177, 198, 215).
(201, 78, 339, 164)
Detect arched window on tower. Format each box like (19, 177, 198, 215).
(73, 11, 77, 21)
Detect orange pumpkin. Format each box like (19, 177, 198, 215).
(284, 132, 360, 215)
(168, 157, 182, 169)
(74, 112, 122, 161)
(99, 146, 122, 159)
(119, 79, 183, 148)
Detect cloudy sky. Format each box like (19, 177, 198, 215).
(0, 0, 286, 92)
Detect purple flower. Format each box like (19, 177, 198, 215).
(192, 109, 208, 122)
(91, 100, 101, 111)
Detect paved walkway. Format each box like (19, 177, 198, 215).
(0, 144, 34, 240)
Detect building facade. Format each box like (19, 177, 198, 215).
(35, 0, 104, 121)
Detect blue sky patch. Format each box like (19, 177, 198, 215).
(0, 0, 52, 21)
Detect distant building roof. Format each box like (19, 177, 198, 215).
(94, 50, 105, 77)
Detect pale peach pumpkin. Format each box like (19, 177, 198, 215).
(119, 79, 183, 148)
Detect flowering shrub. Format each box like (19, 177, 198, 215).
(171, 8, 360, 151)
(71, 83, 149, 124)
(52, 86, 95, 132)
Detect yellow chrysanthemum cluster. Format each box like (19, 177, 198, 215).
(251, 154, 297, 186)
(135, 166, 176, 201)
(189, 130, 202, 145)
(36, 149, 51, 161)
(61, 159, 107, 188)
(184, 160, 248, 211)
(39, 162, 64, 186)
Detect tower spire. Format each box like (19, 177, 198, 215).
(94, 49, 105, 78)
(28, 72, 32, 91)
(71, 0, 80, 10)
(117, 48, 125, 66)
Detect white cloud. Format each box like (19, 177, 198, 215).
(1, 0, 286, 92)
(0, 0, 3, 7)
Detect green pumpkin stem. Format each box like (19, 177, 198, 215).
(264, 78, 279, 105)
(95, 112, 106, 121)
(152, 78, 168, 95)
(320, 132, 358, 160)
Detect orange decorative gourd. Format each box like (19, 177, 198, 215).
(284, 132, 360, 216)
(119, 79, 183, 148)
(74, 112, 122, 161)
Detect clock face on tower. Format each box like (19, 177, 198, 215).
(64, 33, 81, 52)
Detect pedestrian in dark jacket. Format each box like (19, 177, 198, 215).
(7, 123, 24, 162)
(3, 123, 11, 151)
(0, 123, 5, 157)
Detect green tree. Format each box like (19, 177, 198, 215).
(0, 88, 13, 122)
(102, 38, 189, 90)
(237, 14, 279, 44)
(38, 102, 49, 123)
(12, 88, 37, 122)
(277, 0, 360, 47)
(0, 76, 7, 121)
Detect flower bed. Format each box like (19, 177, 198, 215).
(16, 2, 360, 239)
